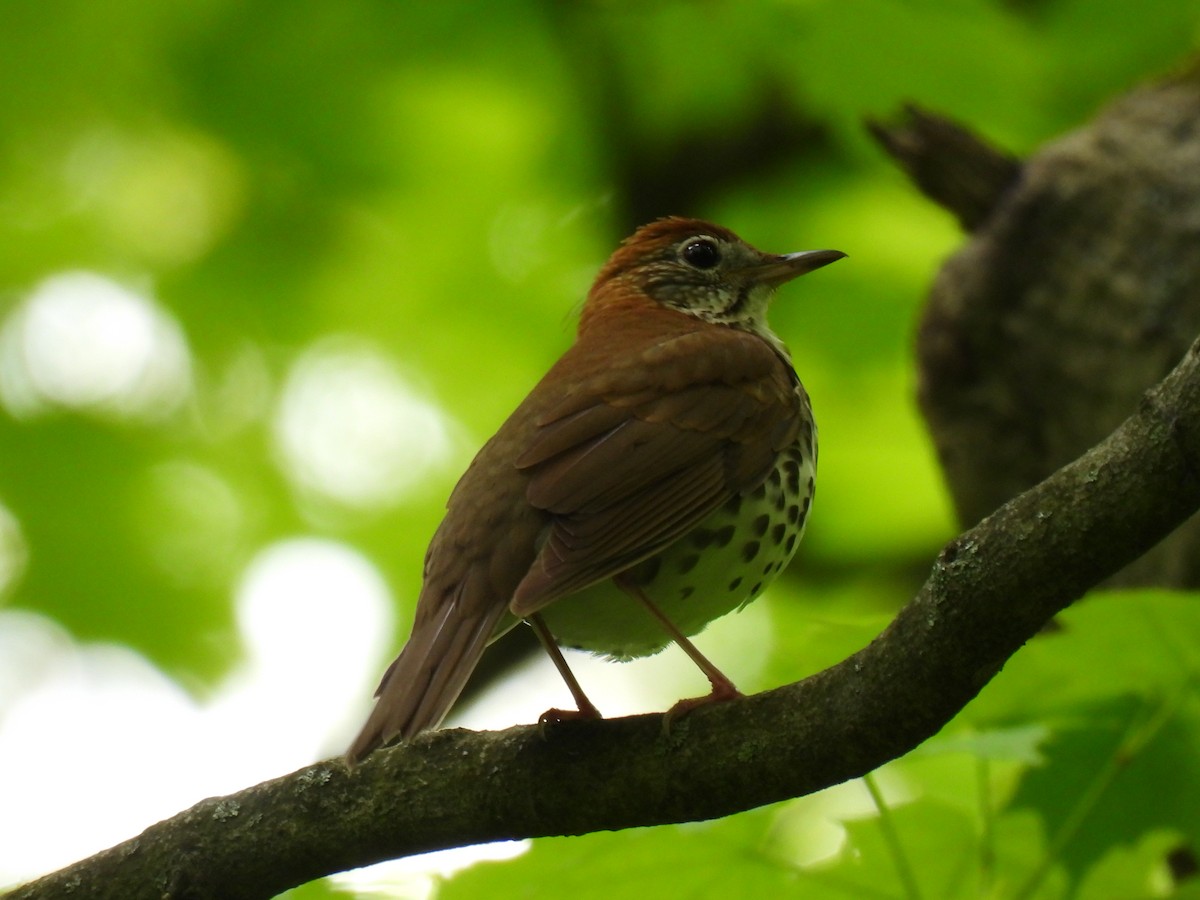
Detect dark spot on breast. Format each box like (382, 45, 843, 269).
(678, 553, 700, 574)
(679, 586, 695, 599)
(753, 514, 770, 536)
(723, 494, 742, 515)
(763, 561, 777, 575)
(712, 525, 736, 548)
(742, 540, 760, 562)
(783, 459, 800, 494)
(751, 482, 767, 501)
(728, 577, 743, 592)
(625, 556, 661, 586)
(801, 495, 812, 516)
(785, 534, 796, 553)
(787, 504, 801, 525)
(769, 467, 783, 488)
(774, 493, 787, 512)
(750, 581, 763, 595)
(806, 475, 815, 494)
(771, 522, 787, 544)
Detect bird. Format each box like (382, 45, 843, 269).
(346, 217, 844, 764)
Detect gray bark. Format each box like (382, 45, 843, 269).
(872, 68, 1200, 586)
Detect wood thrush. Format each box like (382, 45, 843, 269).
(346, 217, 843, 763)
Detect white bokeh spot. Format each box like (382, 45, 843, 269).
(0, 271, 191, 421)
(274, 338, 457, 511)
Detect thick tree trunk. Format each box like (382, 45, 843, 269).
(871, 65, 1200, 586)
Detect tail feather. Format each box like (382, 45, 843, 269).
(346, 571, 505, 765)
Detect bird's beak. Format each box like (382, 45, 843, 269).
(756, 249, 847, 286)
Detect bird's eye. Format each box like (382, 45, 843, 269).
(681, 238, 721, 270)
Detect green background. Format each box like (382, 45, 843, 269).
(2, 1, 1200, 897)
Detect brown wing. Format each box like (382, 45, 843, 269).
(509, 323, 800, 615)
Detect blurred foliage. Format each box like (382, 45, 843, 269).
(1, 0, 1199, 897)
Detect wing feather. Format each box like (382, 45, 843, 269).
(511, 322, 799, 615)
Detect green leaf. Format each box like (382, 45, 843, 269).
(1008, 693, 1200, 889)
(919, 724, 1050, 766)
(1075, 830, 1187, 900)
(440, 808, 805, 900)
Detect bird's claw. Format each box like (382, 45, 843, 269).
(536, 704, 603, 740)
(661, 682, 744, 736)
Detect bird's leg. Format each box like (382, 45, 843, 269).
(528, 613, 602, 727)
(614, 575, 743, 725)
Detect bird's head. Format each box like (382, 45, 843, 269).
(586, 217, 844, 345)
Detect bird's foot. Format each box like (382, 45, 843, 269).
(537, 702, 603, 739)
(662, 678, 743, 735)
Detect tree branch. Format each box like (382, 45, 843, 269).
(11, 331, 1200, 898)
(867, 103, 1021, 232)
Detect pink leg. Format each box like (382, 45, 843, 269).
(615, 576, 743, 724)
(529, 614, 602, 726)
